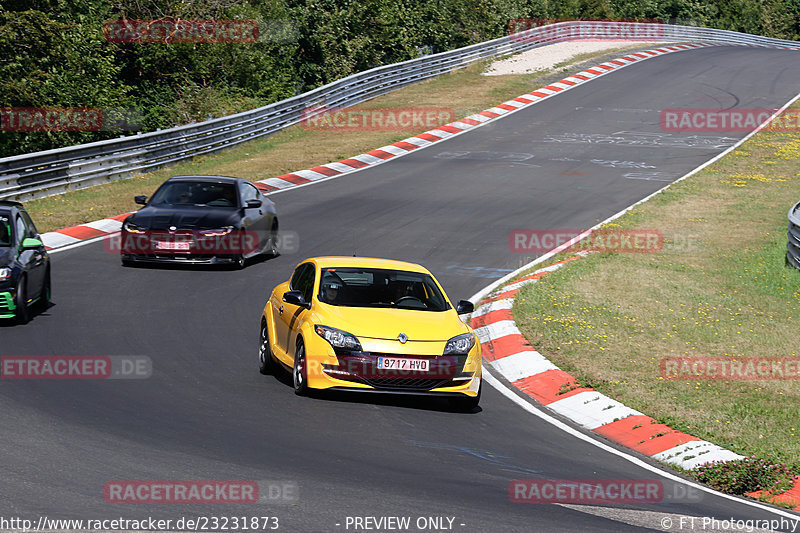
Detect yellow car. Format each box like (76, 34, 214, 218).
(258, 257, 482, 409)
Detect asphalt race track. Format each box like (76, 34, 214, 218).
(3, 46, 800, 532)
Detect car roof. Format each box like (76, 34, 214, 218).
(307, 256, 430, 274)
(0, 200, 23, 210)
(165, 175, 242, 184)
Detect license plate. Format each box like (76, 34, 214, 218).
(154, 240, 190, 251)
(377, 357, 429, 371)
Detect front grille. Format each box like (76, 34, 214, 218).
(361, 377, 447, 391)
(0, 292, 13, 311)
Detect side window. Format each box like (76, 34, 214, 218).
(15, 215, 27, 245)
(20, 211, 38, 237)
(290, 263, 310, 291)
(290, 263, 315, 303)
(240, 183, 258, 205)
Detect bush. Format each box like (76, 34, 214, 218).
(695, 455, 800, 495)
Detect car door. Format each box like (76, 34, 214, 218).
(15, 213, 44, 297)
(239, 182, 269, 254)
(275, 263, 315, 357)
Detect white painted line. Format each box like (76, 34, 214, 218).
(547, 391, 643, 430)
(472, 298, 514, 318)
(502, 277, 539, 293)
(256, 177, 294, 189)
(481, 371, 799, 520)
(293, 169, 330, 181)
(375, 144, 409, 156)
(653, 441, 745, 470)
(474, 320, 520, 344)
(424, 129, 455, 138)
(349, 153, 385, 166)
(465, 113, 493, 123)
(484, 107, 510, 115)
(323, 161, 359, 174)
(41, 232, 81, 249)
(84, 218, 123, 233)
(491, 350, 558, 381)
(400, 136, 432, 147)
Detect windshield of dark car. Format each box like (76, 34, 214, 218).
(149, 182, 238, 207)
(0, 213, 11, 247)
(318, 267, 450, 311)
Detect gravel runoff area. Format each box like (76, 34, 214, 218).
(483, 40, 667, 75)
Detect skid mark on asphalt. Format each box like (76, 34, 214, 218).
(406, 440, 542, 475)
(444, 265, 515, 279)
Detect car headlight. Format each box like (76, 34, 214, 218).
(122, 220, 146, 234)
(443, 333, 476, 355)
(198, 226, 234, 237)
(0, 267, 11, 281)
(315, 325, 362, 351)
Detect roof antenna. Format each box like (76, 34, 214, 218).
(352, 230, 357, 257)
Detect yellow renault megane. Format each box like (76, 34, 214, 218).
(258, 257, 481, 409)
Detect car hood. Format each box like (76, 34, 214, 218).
(130, 206, 238, 230)
(317, 305, 470, 342)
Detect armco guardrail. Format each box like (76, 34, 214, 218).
(788, 200, 800, 269)
(1, 21, 798, 202)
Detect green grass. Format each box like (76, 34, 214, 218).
(513, 114, 800, 473)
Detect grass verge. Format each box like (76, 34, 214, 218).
(24, 43, 661, 233)
(513, 106, 800, 496)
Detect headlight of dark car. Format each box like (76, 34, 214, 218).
(198, 226, 234, 237)
(0, 267, 11, 281)
(122, 220, 146, 234)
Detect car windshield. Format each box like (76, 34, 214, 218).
(318, 267, 450, 311)
(0, 213, 11, 247)
(149, 181, 238, 207)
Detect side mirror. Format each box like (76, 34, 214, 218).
(456, 300, 474, 315)
(283, 290, 310, 309)
(21, 237, 43, 250)
(134, 195, 147, 205)
(246, 199, 262, 209)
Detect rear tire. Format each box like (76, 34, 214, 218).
(15, 276, 29, 325)
(258, 319, 275, 375)
(293, 340, 308, 396)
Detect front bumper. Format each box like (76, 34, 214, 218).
(122, 253, 239, 265)
(304, 345, 482, 397)
(0, 291, 17, 319)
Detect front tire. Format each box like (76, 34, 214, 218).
(451, 381, 481, 412)
(293, 340, 308, 396)
(15, 276, 29, 324)
(258, 319, 275, 375)
(231, 254, 245, 270)
(38, 267, 51, 311)
(266, 219, 279, 257)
